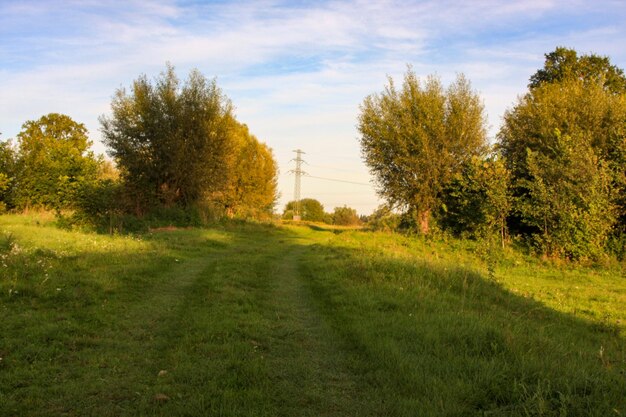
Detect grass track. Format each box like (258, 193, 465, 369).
(1, 215, 625, 416)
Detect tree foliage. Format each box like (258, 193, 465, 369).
(358, 69, 487, 233)
(529, 47, 626, 94)
(0, 140, 17, 211)
(100, 65, 277, 219)
(332, 206, 360, 226)
(100, 65, 234, 213)
(499, 48, 626, 259)
(518, 131, 615, 259)
(13, 113, 100, 210)
(439, 155, 510, 244)
(283, 198, 326, 222)
(367, 205, 401, 232)
(218, 121, 278, 218)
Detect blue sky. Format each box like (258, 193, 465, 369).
(1, 0, 625, 214)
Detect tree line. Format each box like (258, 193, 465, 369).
(0, 65, 278, 231)
(359, 47, 626, 260)
(1, 48, 624, 260)
(282, 198, 362, 226)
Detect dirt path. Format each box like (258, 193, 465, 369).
(264, 244, 364, 416)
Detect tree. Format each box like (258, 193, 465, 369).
(218, 121, 278, 218)
(499, 49, 626, 258)
(529, 47, 626, 94)
(332, 206, 360, 226)
(358, 69, 487, 234)
(100, 65, 234, 214)
(283, 198, 326, 222)
(13, 113, 100, 210)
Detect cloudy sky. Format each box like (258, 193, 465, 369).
(1, 0, 625, 214)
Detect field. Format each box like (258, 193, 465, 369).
(1, 213, 625, 416)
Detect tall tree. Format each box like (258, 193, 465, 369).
(218, 121, 278, 218)
(358, 69, 487, 233)
(14, 113, 100, 210)
(499, 48, 626, 258)
(100, 65, 233, 214)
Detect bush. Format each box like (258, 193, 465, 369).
(367, 205, 401, 232)
(332, 206, 360, 226)
(438, 155, 510, 245)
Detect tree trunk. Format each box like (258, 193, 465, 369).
(418, 209, 430, 235)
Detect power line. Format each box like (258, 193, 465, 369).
(307, 192, 375, 196)
(305, 174, 373, 187)
(304, 150, 363, 163)
(307, 163, 366, 174)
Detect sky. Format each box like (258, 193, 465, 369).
(1, 0, 625, 215)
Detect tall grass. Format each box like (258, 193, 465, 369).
(294, 225, 626, 415)
(1, 215, 624, 416)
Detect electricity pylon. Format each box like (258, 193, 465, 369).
(290, 149, 306, 221)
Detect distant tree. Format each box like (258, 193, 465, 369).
(98, 159, 119, 181)
(367, 204, 401, 232)
(439, 155, 510, 245)
(14, 113, 100, 210)
(283, 198, 326, 222)
(358, 69, 487, 234)
(100, 65, 233, 214)
(332, 206, 360, 226)
(529, 47, 626, 94)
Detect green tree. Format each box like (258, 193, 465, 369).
(439, 155, 511, 245)
(500, 78, 626, 180)
(283, 198, 326, 222)
(14, 113, 100, 210)
(332, 206, 360, 226)
(529, 46, 626, 94)
(498, 48, 626, 257)
(100, 65, 233, 214)
(518, 130, 615, 259)
(358, 69, 487, 234)
(0, 140, 17, 211)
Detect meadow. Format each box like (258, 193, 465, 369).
(0, 213, 625, 416)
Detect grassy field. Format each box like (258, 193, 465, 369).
(1, 213, 625, 416)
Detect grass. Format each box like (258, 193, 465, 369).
(0, 214, 625, 416)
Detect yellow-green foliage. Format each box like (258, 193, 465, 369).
(358, 70, 488, 233)
(332, 206, 360, 226)
(499, 77, 626, 258)
(13, 113, 101, 211)
(100, 65, 278, 218)
(218, 121, 278, 218)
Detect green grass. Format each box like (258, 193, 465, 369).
(1, 214, 625, 416)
